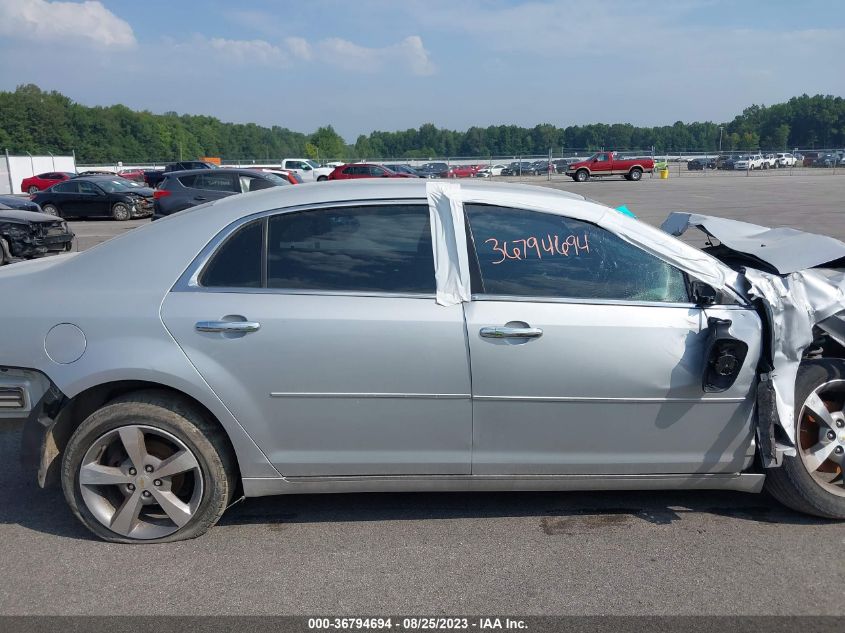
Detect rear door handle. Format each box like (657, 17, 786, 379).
(195, 321, 261, 333)
(480, 326, 543, 339)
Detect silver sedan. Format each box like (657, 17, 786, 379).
(2, 179, 845, 543)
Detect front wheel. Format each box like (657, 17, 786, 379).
(112, 203, 131, 221)
(27, 186, 39, 194)
(575, 169, 589, 182)
(765, 360, 845, 519)
(61, 391, 235, 543)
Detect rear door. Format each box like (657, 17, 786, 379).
(188, 172, 239, 204)
(462, 203, 760, 475)
(161, 202, 472, 476)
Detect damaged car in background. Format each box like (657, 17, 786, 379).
(0, 208, 74, 266)
(2, 179, 845, 544)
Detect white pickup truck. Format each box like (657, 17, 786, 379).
(280, 159, 334, 182)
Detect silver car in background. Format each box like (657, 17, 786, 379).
(2, 179, 845, 543)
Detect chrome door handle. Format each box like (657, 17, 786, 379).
(480, 326, 543, 339)
(195, 321, 261, 333)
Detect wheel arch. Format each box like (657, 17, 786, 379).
(35, 379, 254, 493)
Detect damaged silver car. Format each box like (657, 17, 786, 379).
(0, 208, 74, 265)
(2, 180, 845, 543)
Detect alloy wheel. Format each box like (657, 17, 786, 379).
(798, 380, 845, 497)
(78, 425, 204, 539)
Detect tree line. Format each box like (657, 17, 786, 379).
(0, 84, 842, 163)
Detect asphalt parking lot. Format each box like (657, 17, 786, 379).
(2, 175, 845, 616)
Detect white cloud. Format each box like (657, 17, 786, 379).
(0, 0, 136, 49)
(285, 37, 313, 61)
(206, 37, 290, 67)
(314, 35, 436, 75)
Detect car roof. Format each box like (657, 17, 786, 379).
(164, 168, 272, 177)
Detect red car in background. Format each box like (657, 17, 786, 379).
(20, 172, 75, 194)
(445, 164, 479, 178)
(117, 169, 146, 183)
(328, 164, 415, 180)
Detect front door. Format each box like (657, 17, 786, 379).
(462, 203, 760, 475)
(161, 203, 472, 476)
(76, 180, 110, 217)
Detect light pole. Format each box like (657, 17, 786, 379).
(718, 126, 724, 152)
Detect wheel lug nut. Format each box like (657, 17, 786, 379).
(837, 420, 845, 428)
(144, 465, 153, 473)
(154, 479, 162, 487)
(836, 447, 844, 455)
(127, 484, 135, 491)
(827, 431, 836, 441)
(128, 468, 136, 476)
(142, 490, 151, 498)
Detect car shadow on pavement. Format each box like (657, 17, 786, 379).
(0, 423, 838, 542)
(218, 487, 837, 532)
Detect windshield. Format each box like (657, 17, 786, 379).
(96, 179, 136, 193)
(306, 160, 321, 169)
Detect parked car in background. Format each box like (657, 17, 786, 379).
(0, 208, 74, 265)
(761, 154, 778, 169)
(0, 194, 42, 212)
(20, 172, 75, 194)
(475, 164, 506, 177)
(445, 164, 479, 178)
(31, 176, 154, 220)
(252, 168, 304, 185)
(553, 158, 581, 173)
(328, 164, 415, 180)
(566, 151, 654, 182)
(716, 154, 737, 170)
(802, 152, 823, 167)
(733, 155, 765, 170)
(383, 164, 422, 177)
(144, 161, 219, 188)
(153, 168, 291, 220)
(687, 157, 716, 170)
(280, 159, 334, 182)
(76, 170, 116, 177)
(775, 153, 797, 167)
(814, 153, 841, 168)
(501, 162, 534, 176)
(118, 169, 146, 183)
(416, 162, 450, 178)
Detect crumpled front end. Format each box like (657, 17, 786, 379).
(663, 212, 845, 466)
(0, 218, 74, 261)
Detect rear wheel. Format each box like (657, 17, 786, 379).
(575, 169, 589, 182)
(62, 391, 234, 543)
(42, 204, 59, 216)
(765, 360, 845, 519)
(317, 176, 328, 182)
(629, 167, 643, 181)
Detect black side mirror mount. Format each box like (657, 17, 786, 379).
(691, 280, 718, 306)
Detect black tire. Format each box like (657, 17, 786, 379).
(42, 204, 59, 217)
(0, 237, 9, 265)
(764, 359, 845, 519)
(112, 203, 131, 221)
(62, 390, 235, 543)
(317, 175, 328, 182)
(575, 169, 589, 182)
(629, 167, 643, 181)
(27, 186, 39, 194)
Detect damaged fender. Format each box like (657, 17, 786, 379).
(663, 212, 845, 465)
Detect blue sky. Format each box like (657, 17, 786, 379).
(0, 0, 843, 141)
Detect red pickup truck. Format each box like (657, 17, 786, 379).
(565, 151, 654, 182)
